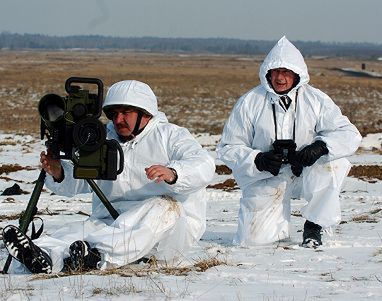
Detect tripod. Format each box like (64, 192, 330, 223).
(1, 169, 119, 274)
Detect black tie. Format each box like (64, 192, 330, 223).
(280, 96, 292, 111)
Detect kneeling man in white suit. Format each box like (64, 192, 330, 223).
(217, 37, 361, 248)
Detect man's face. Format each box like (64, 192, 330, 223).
(109, 106, 141, 137)
(270, 68, 297, 94)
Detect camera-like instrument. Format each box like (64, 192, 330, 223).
(2, 77, 121, 274)
(39, 77, 123, 180)
(273, 139, 297, 164)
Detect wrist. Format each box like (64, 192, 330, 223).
(53, 166, 65, 183)
(165, 167, 178, 185)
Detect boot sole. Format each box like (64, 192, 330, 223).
(2, 225, 52, 274)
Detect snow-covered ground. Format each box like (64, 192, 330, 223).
(0, 132, 381, 301)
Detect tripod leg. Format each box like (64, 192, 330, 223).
(86, 179, 119, 220)
(1, 170, 46, 274)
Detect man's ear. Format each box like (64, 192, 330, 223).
(293, 73, 301, 88)
(266, 70, 273, 88)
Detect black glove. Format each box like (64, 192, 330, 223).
(295, 140, 328, 167)
(255, 151, 283, 176)
(287, 152, 304, 177)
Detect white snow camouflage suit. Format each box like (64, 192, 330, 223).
(216, 36, 362, 246)
(12, 81, 216, 273)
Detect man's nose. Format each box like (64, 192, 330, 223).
(113, 112, 125, 122)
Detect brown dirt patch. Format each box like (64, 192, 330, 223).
(215, 165, 232, 175)
(0, 164, 35, 174)
(208, 179, 238, 191)
(348, 165, 382, 181)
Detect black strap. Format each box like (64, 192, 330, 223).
(272, 90, 299, 141)
(124, 111, 146, 141)
(132, 111, 144, 136)
(272, 102, 277, 139)
(31, 217, 44, 240)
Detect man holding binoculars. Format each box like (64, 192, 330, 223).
(217, 36, 362, 248)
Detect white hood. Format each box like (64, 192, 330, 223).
(259, 36, 310, 94)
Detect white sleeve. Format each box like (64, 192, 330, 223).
(44, 160, 91, 196)
(216, 97, 272, 188)
(164, 126, 215, 194)
(315, 93, 362, 161)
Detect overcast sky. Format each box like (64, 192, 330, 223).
(1, 0, 381, 44)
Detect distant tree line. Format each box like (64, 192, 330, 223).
(0, 32, 381, 58)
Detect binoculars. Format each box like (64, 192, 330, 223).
(272, 139, 297, 164)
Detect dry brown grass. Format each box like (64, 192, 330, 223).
(350, 214, 378, 223)
(32, 255, 227, 280)
(0, 50, 381, 136)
